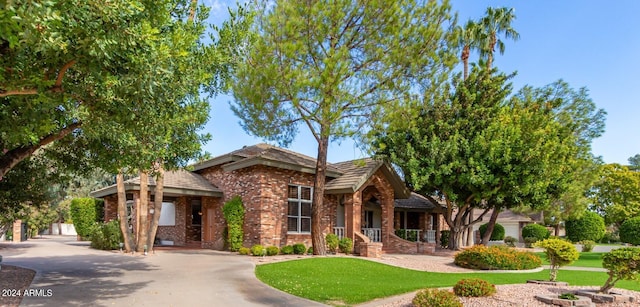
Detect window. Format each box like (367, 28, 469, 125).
(158, 202, 176, 226)
(287, 185, 312, 233)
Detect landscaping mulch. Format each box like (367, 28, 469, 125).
(0, 265, 36, 307)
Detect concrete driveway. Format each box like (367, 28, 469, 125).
(2, 236, 326, 307)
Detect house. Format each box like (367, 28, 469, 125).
(471, 209, 535, 243)
(90, 143, 445, 256)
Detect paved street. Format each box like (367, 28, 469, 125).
(1, 236, 325, 307)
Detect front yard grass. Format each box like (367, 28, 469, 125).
(536, 252, 605, 268)
(255, 257, 640, 306)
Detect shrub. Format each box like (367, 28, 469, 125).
(600, 247, 640, 293)
(579, 240, 596, 252)
(90, 220, 123, 250)
(440, 230, 450, 248)
(238, 247, 251, 255)
(266, 246, 280, 256)
(412, 289, 462, 307)
(338, 238, 353, 254)
(70, 198, 103, 239)
(600, 231, 620, 244)
(222, 196, 245, 252)
(395, 229, 418, 241)
(535, 238, 579, 281)
(620, 217, 640, 245)
(524, 237, 538, 248)
(504, 236, 517, 247)
(565, 211, 606, 243)
(281, 245, 294, 255)
(454, 245, 541, 270)
(479, 223, 505, 241)
(453, 278, 496, 297)
(307, 246, 313, 255)
(521, 224, 550, 244)
(326, 233, 339, 253)
(559, 293, 578, 300)
(250, 244, 265, 256)
(293, 243, 307, 255)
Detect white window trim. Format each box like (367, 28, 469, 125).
(287, 185, 313, 234)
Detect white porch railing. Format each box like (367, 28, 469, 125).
(333, 227, 345, 239)
(396, 229, 422, 242)
(362, 228, 381, 242)
(425, 230, 436, 243)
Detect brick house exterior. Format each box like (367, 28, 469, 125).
(91, 144, 445, 256)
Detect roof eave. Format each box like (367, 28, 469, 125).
(90, 183, 222, 198)
(223, 156, 343, 177)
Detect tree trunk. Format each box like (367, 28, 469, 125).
(487, 34, 497, 70)
(137, 170, 149, 252)
(146, 163, 164, 252)
(466, 208, 474, 246)
(311, 135, 329, 255)
(448, 226, 462, 250)
(462, 45, 470, 80)
(117, 171, 134, 252)
(549, 264, 559, 282)
(554, 223, 560, 237)
(480, 208, 501, 245)
(599, 275, 617, 294)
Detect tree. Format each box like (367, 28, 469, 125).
(590, 163, 640, 227)
(565, 211, 606, 242)
(231, 0, 457, 255)
(535, 238, 579, 282)
(619, 217, 640, 245)
(457, 20, 482, 80)
(629, 154, 640, 171)
(601, 247, 640, 293)
(478, 7, 520, 70)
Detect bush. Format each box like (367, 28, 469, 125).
(600, 247, 640, 293)
(600, 231, 620, 244)
(90, 220, 123, 250)
(453, 278, 496, 297)
(620, 217, 640, 245)
(70, 198, 103, 239)
(326, 233, 339, 253)
(307, 246, 313, 254)
(565, 211, 606, 243)
(504, 236, 517, 247)
(238, 247, 250, 255)
(479, 223, 505, 241)
(454, 245, 542, 270)
(223, 196, 245, 252)
(440, 230, 450, 248)
(338, 238, 353, 254)
(412, 289, 462, 307)
(535, 238, 579, 281)
(266, 246, 280, 256)
(280, 245, 294, 255)
(521, 224, 550, 244)
(250, 244, 265, 256)
(293, 243, 307, 255)
(579, 240, 596, 252)
(395, 229, 418, 241)
(524, 237, 538, 248)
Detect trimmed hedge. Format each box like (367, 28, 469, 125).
(565, 211, 605, 243)
(454, 245, 542, 270)
(412, 289, 462, 307)
(70, 198, 103, 238)
(521, 224, 550, 243)
(620, 217, 640, 245)
(90, 220, 123, 250)
(479, 223, 505, 241)
(223, 196, 245, 252)
(338, 238, 353, 254)
(293, 243, 307, 255)
(453, 278, 496, 297)
(326, 233, 339, 253)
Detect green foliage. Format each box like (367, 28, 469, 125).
(266, 246, 280, 256)
(559, 293, 578, 300)
(222, 196, 245, 252)
(395, 229, 419, 242)
(440, 230, 450, 248)
(250, 244, 265, 256)
(90, 220, 123, 250)
(325, 233, 339, 253)
(70, 198, 102, 238)
(589, 164, 640, 227)
(601, 247, 640, 293)
(454, 245, 542, 270)
(280, 245, 294, 255)
(412, 289, 462, 307)
(504, 236, 517, 247)
(620, 217, 640, 245)
(535, 238, 579, 281)
(600, 231, 620, 244)
(579, 240, 596, 252)
(307, 246, 313, 255)
(293, 243, 307, 255)
(339, 238, 353, 254)
(565, 211, 606, 243)
(524, 237, 538, 248)
(238, 247, 251, 255)
(479, 223, 505, 241)
(453, 278, 496, 297)
(521, 224, 550, 243)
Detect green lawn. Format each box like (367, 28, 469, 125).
(255, 257, 640, 306)
(536, 252, 605, 268)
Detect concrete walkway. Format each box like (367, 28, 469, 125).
(1, 236, 326, 307)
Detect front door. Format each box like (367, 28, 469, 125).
(203, 208, 215, 242)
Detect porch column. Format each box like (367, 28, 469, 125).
(343, 192, 362, 242)
(380, 195, 394, 246)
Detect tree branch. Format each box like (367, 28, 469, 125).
(0, 59, 76, 97)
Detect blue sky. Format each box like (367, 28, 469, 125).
(201, 1, 639, 165)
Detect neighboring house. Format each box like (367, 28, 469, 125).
(471, 209, 535, 243)
(90, 143, 445, 256)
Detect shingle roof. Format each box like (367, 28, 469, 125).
(394, 192, 444, 211)
(90, 170, 222, 198)
(325, 158, 410, 198)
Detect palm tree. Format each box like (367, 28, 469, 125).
(457, 20, 483, 80)
(479, 7, 520, 70)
